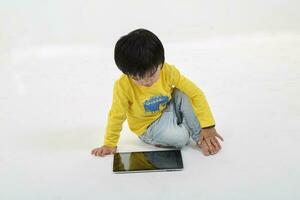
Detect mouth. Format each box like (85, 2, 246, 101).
(143, 83, 153, 87)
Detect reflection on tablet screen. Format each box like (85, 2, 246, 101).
(113, 150, 183, 173)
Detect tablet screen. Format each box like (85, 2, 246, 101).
(113, 150, 183, 173)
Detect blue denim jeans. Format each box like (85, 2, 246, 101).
(139, 89, 202, 148)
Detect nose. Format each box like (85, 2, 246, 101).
(142, 77, 152, 84)
(142, 79, 153, 86)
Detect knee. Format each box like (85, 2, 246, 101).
(168, 127, 190, 148)
(172, 89, 189, 102)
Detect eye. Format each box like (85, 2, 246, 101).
(150, 71, 156, 77)
(149, 68, 158, 77)
(130, 76, 141, 81)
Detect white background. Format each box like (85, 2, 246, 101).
(1, 0, 300, 199)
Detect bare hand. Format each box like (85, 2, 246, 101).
(91, 145, 117, 157)
(197, 127, 223, 156)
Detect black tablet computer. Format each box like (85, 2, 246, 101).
(113, 150, 183, 173)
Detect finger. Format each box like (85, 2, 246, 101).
(208, 137, 219, 154)
(94, 149, 99, 156)
(214, 137, 222, 149)
(211, 138, 220, 151)
(215, 132, 224, 141)
(208, 141, 217, 154)
(91, 148, 97, 155)
(198, 135, 204, 145)
(97, 149, 103, 157)
(205, 141, 214, 155)
(204, 138, 214, 153)
(100, 149, 108, 157)
(92, 149, 98, 156)
(201, 142, 210, 156)
(204, 149, 210, 156)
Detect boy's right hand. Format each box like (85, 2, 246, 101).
(91, 145, 117, 157)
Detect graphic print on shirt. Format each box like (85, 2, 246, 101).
(143, 95, 169, 114)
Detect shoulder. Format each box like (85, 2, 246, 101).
(162, 62, 181, 84)
(114, 74, 132, 95)
(162, 62, 179, 73)
(162, 62, 171, 71)
(114, 74, 128, 84)
(116, 74, 129, 86)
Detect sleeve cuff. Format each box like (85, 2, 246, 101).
(202, 125, 215, 129)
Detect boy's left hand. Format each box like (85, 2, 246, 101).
(198, 127, 224, 155)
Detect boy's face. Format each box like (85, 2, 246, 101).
(129, 64, 162, 87)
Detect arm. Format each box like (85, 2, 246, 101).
(91, 80, 129, 157)
(167, 64, 224, 155)
(167, 64, 215, 128)
(104, 80, 128, 147)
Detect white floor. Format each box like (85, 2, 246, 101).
(1, 33, 300, 199)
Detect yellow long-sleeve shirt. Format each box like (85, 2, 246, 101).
(104, 63, 215, 147)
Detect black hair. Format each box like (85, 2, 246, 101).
(114, 29, 165, 78)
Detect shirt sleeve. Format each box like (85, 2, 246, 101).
(167, 64, 215, 128)
(104, 79, 129, 147)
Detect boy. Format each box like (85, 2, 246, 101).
(91, 29, 223, 157)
